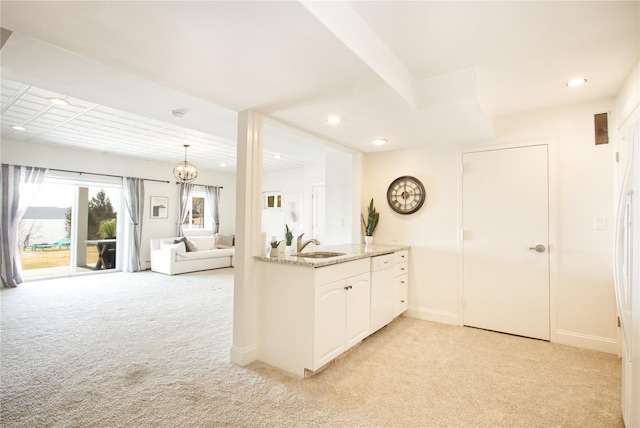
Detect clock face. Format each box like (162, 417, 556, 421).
(387, 176, 426, 215)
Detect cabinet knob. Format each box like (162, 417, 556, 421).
(400, 300, 405, 303)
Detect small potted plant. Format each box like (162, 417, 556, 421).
(269, 237, 280, 258)
(361, 198, 379, 246)
(284, 224, 294, 254)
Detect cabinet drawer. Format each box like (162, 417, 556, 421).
(394, 250, 409, 264)
(395, 274, 408, 290)
(315, 258, 370, 286)
(393, 285, 408, 317)
(371, 253, 395, 271)
(394, 261, 408, 277)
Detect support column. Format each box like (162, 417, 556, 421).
(230, 110, 264, 365)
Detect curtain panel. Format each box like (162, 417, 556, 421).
(204, 186, 221, 234)
(122, 177, 144, 272)
(177, 183, 194, 237)
(1, 164, 47, 287)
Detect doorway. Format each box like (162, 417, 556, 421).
(461, 144, 550, 340)
(19, 177, 121, 279)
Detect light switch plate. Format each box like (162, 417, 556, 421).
(594, 217, 607, 230)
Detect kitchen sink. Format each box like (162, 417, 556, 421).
(293, 252, 346, 259)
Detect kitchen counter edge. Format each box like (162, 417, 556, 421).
(254, 244, 410, 268)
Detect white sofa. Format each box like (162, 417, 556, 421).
(150, 234, 234, 275)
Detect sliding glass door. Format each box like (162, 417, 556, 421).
(19, 176, 121, 280)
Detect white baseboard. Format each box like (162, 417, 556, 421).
(230, 344, 257, 366)
(556, 330, 618, 354)
(405, 307, 460, 325)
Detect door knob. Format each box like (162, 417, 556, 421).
(528, 244, 546, 253)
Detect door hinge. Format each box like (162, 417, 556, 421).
(618, 316, 621, 327)
(616, 152, 620, 163)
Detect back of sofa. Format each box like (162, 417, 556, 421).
(150, 234, 235, 252)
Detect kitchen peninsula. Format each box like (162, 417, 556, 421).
(255, 244, 409, 377)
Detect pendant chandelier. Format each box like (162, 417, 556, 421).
(173, 144, 198, 183)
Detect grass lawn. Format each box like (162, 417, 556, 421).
(20, 247, 100, 270)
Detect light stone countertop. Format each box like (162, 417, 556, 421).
(254, 243, 410, 268)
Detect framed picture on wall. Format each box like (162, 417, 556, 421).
(283, 193, 303, 231)
(150, 196, 168, 219)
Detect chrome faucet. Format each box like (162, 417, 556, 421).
(297, 233, 321, 253)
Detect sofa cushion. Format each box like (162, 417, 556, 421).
(214, 233, 234, 249)
(176, 248, 234, 261)
(161, 241, 186, 255)
(187, 239, 199, 252)
(189, 236, 215, 251)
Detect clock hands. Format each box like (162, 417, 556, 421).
(387, 176, 426, 214)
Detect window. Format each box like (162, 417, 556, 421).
(263, 192, 282, 209)
(182, 192, 207, 229)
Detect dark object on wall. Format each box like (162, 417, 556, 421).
(387, 176, 426, 215)
(594, 112, 609, 145)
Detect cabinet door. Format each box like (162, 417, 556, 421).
(346, 273, 371, 348)
(314, 280, 347, 369)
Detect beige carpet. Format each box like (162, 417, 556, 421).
(1, 269, 622, 427)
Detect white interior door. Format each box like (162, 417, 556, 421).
(462, 145, 550, 340)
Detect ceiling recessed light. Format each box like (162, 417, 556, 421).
(371, 139, 387, 146)
(326, 115, 343, 125)
(273, 154, 282, 159)
(48, 97, 69, 105)
(11, 125, 26, 131)
(220, 163, 227, 167)
(565, 78, 587, 88)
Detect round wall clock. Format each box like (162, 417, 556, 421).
(387, 176, 426, 215)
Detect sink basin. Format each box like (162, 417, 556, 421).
(293, 251, 346, 259)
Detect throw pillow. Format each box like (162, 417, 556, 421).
(214, 233, 234, 248)
(187, 239, 198, 252)
(162, 242, 186, 255)
(173, 237, 192, 252)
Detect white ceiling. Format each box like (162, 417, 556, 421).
(0, 1, 638, 172)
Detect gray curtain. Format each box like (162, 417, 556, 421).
(1, 164, 47, 287)
(122, 177, 144, 272)
(177, 182, 194, 237)
(204, 185, 221, 233)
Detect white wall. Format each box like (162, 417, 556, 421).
(262, 166, 316, 246)
(325, 152, 356, 245)
(2, 139, 236, 270)
(363, 98, 617, 353)
(262, 158, 358, 248)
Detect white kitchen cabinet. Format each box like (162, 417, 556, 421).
(370, 253, 396, 333)
(314, 280, 348, 368)
(258, 258, 371, 377)
(345, 273, 372, 347)
(393, 250, 409, 317)
(314, 272, 370, 369)
(370, 250, 410, 332)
